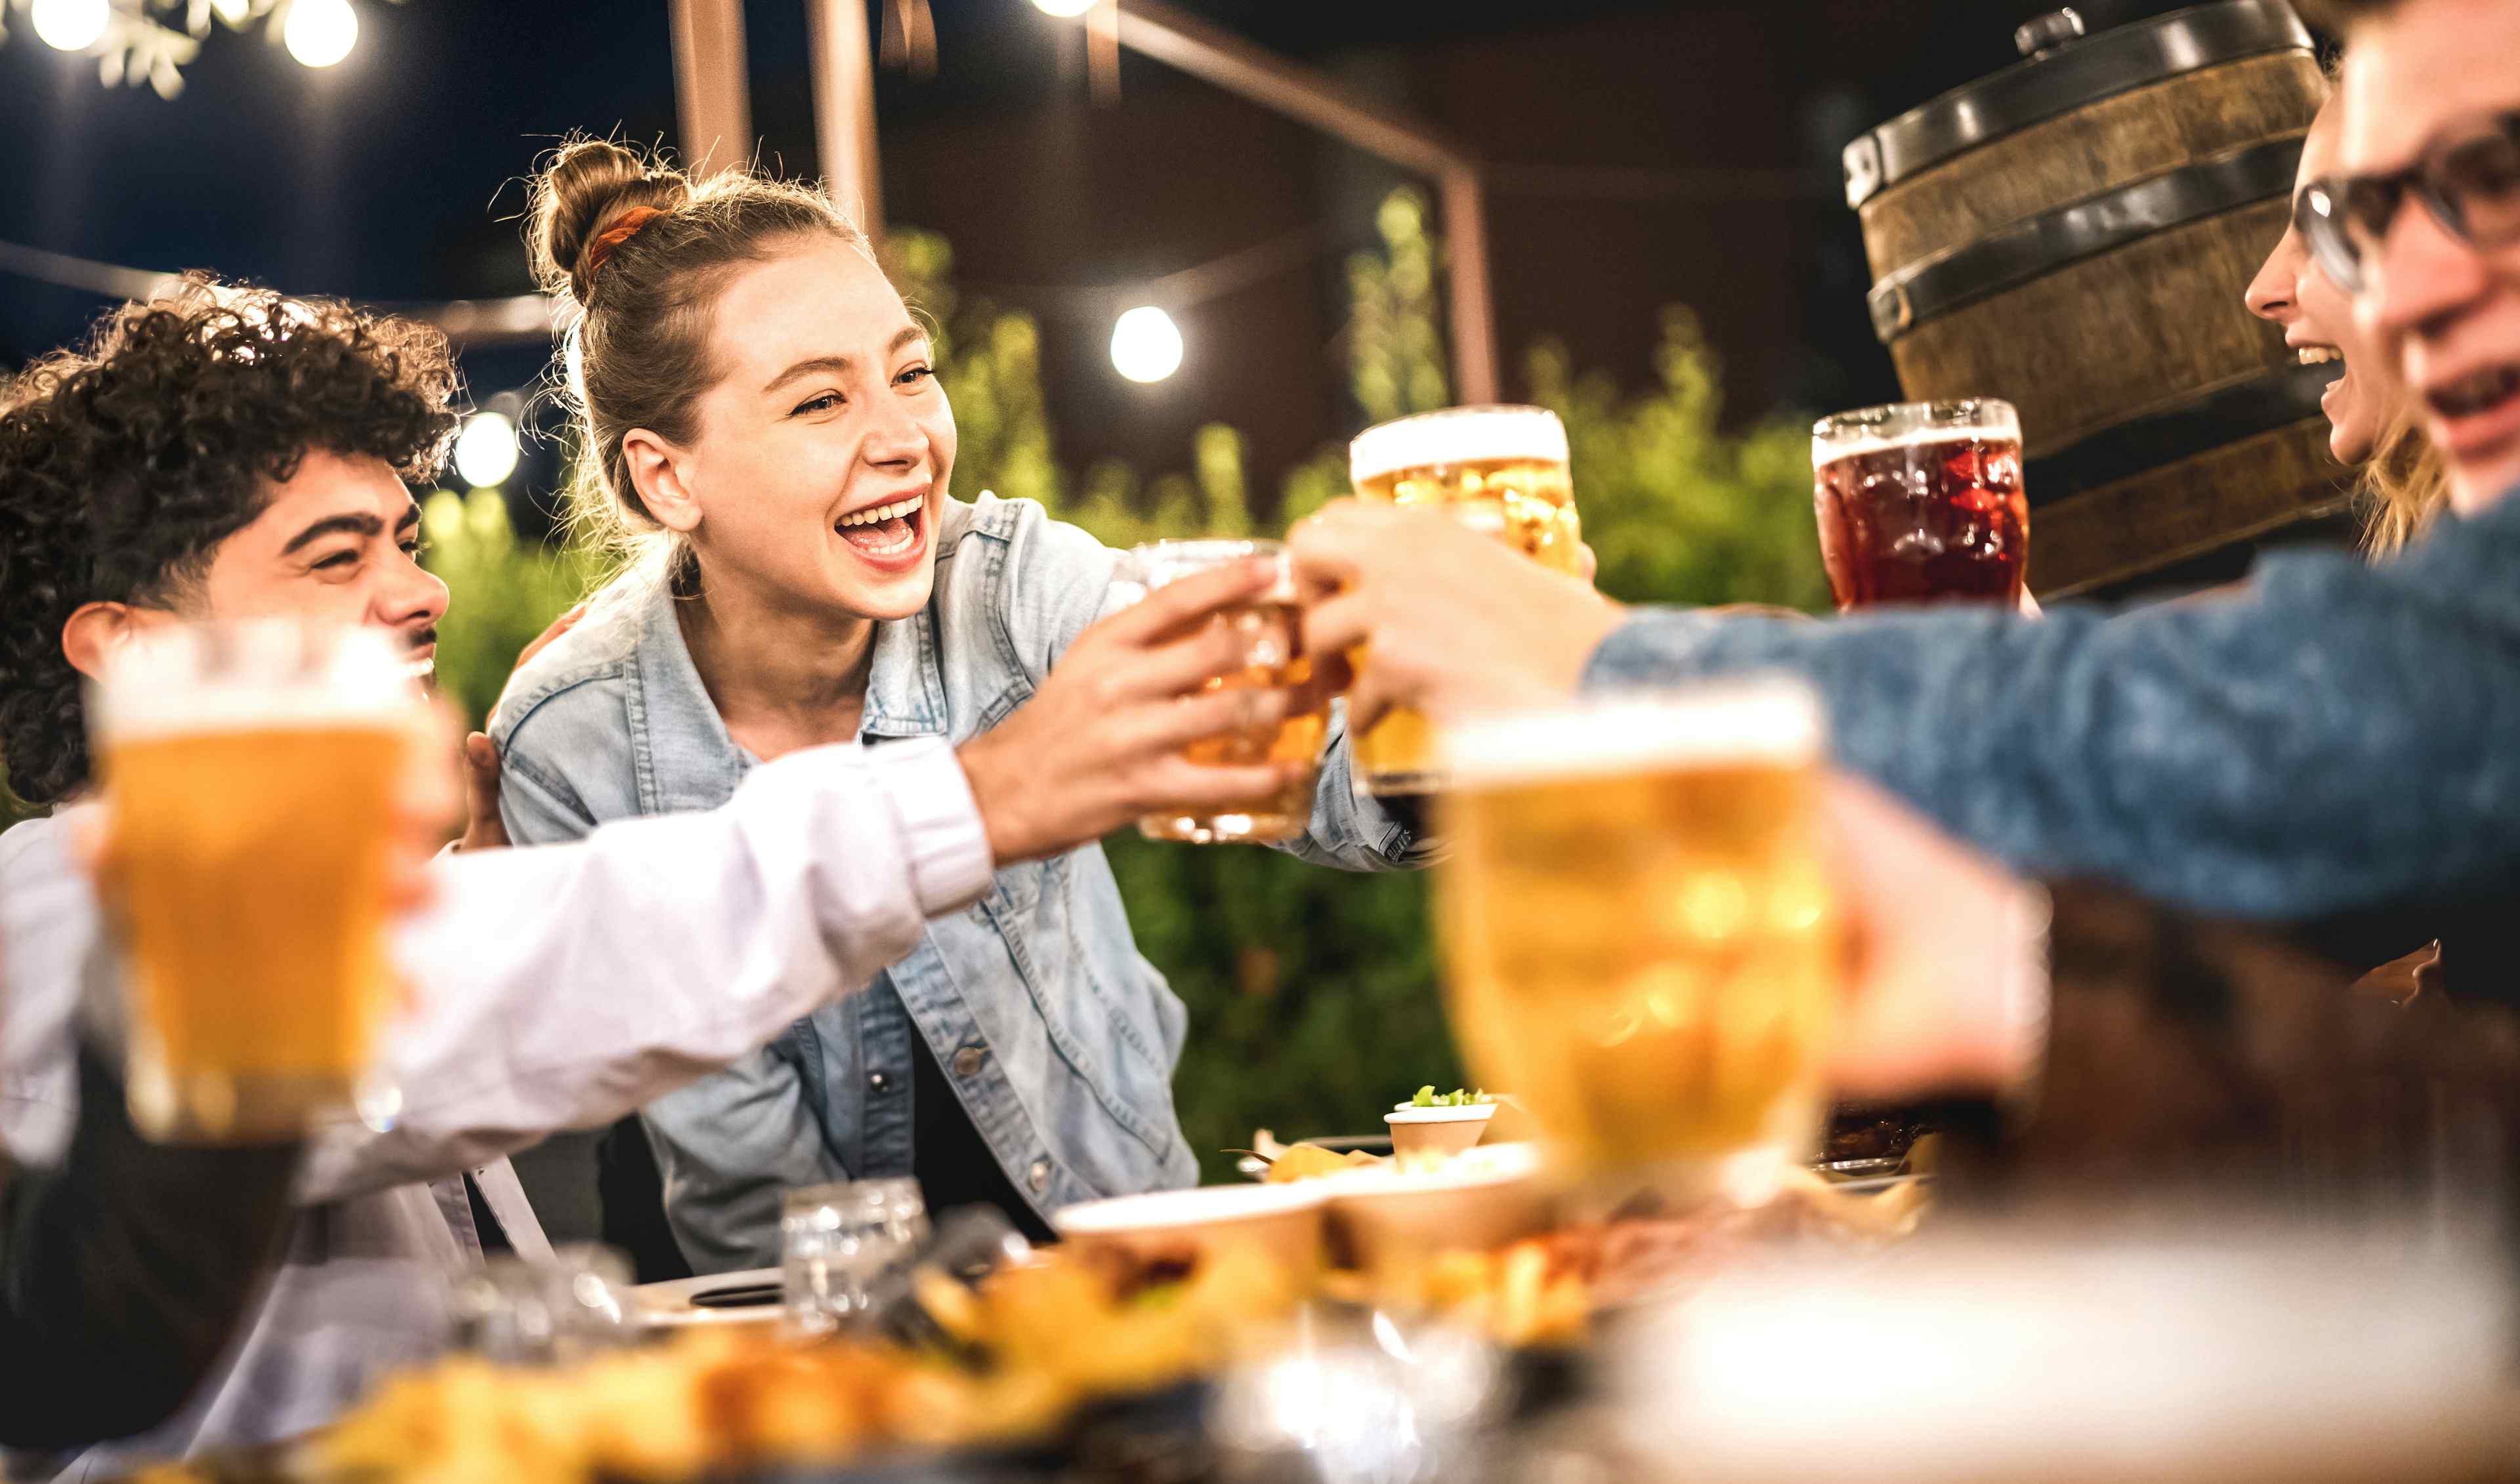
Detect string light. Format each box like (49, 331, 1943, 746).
(30, 0, 111, 52)
(453, 412, 522, 489)
(283, 0, 359, 68)
(1110, 305, 1183, 384)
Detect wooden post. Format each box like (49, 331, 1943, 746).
(668, 0, 752, 178)
(1101, 0, 1501, 403)
(806, 0, 886, 249)
(1438, 167, 1500, 406)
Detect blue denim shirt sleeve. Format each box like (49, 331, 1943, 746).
(1582, 493, 2520, 921)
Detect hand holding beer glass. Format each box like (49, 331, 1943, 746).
(91, 621, 422, 1142)
(1812, 399, 2028, 610)
(1346, 405, 1582, 799)
(1434, 683, 1841, 1200)
(1114, 540, 1330, 845)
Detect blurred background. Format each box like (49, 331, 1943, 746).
(0, 0, 2107, 1172)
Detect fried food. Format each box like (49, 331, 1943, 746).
(1263, 1143, 1382, 1183)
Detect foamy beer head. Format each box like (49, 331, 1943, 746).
(1433, 683, 1839, 1185)
(1112, 540, 1328, 847)
(1811, 398, 2027, 611)
(1345, 406, 1583, 799)
(1347, 404, 1580, 572)
(93, 621, 419, 1142)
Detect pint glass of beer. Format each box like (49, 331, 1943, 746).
(1114, 540, 1329, 845)
(1434, 682, 1839, 1196)
(1347, 404, 1581, 798)
(1812, 398, 2027, 610)
(90, 621, 419, 1142)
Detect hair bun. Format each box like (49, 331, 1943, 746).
(532, 138, 688, 305)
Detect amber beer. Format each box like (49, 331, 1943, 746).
(1435, 684, 1839, 1192)
(1117, 540, 1329, 845)
(93, 622, 416, 1142)
(1813, 399, 2027, 610)
(1348, 405, 1582, 797)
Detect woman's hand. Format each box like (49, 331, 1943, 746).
(451, 602, 585, 854)
(959, 557, 1311, 867)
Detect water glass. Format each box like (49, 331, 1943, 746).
(782, 1176, 930, 1340)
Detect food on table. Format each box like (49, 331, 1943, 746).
(313, 1244, 1305, 1484)
(1263, 1142, 1383, 1183)
(1404, 1086, 1496, 1108)
(1050, 1183, 1331, 1277)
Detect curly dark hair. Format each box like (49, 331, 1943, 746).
(0, 276, 459, 806)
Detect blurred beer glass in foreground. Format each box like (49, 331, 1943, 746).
(1812, 398, 2027, 610)
(91, 621, 417, 1142)
(1115, 539, 1328, 845)
(1434, 683, 1839, 1197)
(1347, 404, 1581, 797)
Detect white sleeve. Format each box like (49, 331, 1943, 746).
(296, 737, 992, 1202)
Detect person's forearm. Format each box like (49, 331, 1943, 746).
(298, 738, 992, 1201)
(0, 1044, 300, 1449)
(1583, 532, 2520, 921)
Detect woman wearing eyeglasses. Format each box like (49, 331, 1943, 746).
(1284, 1, 2520, 987)
(2248, 62, 2452, 557)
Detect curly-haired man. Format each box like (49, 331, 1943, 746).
(0, 279, 1305, 1470)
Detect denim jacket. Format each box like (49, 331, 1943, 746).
(492, 494, 1418, 1269)
(1586, 486, 2520, 922)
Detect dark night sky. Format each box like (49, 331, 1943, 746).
(0, 0, 2091, 503)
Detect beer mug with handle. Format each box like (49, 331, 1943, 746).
(1434, 682, 1841, 1206)
(89, 620, 421, 1143)
(1346, 405, 1582, 802)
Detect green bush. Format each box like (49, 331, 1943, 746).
(415, 189, 1829, 1183)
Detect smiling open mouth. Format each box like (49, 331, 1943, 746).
(836, 494, 924, 559)
(2429, 363, 2520, 421)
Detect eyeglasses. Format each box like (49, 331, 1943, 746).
(2298, 108, 2520, 295)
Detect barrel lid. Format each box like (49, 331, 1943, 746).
(1842, 0, 2315, 209)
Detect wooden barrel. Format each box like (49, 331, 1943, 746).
(1844, 0, 2348, 597)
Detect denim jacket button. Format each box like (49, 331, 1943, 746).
(952, 1045, 986, 1078)
(1026, 1158, 1051, 1193)
(868, 1071, 890, 1093)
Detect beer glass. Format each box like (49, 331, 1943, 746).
(1433, 683, 1839, 1197)
(1347, 405, 1581, 798)
(90, 620, 418, 1143)
(1812, 399, 2027, 610)
(1114, 539, 1329, 845)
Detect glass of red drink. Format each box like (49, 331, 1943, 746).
(1812, 399, 2028, 611)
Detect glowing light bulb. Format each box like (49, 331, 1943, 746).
(31, 0, 111, 53)
(1032, 0, 1098, 16)
(1110, 305, 1183, 384)
(283, 0, 358, 68)
(453, 412, 521, 489)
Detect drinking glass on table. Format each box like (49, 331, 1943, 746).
(1433, 682, 1841, 1204)
(1112, 539, 1330, 845)
(1346, 404, 1582, 802)
(1812, 398, 2028, 610)
(89, 620, 421, 1143)
(782, 1176, 929, 1340)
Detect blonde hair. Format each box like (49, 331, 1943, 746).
(2358, 415, 2450, 557)
(527, 138, 873, 581)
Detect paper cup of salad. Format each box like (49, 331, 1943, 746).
(1385, 1087, 1498, 1159)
